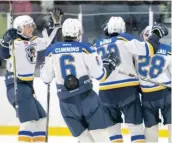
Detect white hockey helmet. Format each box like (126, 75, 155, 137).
(62, 18, 83, 40)
(140, 25, 152, 41)
(107, 16, 126, 34)
(13, 15, 36, 32)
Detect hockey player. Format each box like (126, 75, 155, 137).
(0, 10, 63, 143)
(94, 17, 168, 143)
(40, 18, 121, 143)
(138, 25, 171, 143)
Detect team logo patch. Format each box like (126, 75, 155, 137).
(25, 44, 37, 64)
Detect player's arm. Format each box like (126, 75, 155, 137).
(40, 45, 55, 84)
(126, 23, 168, 56)
(0, 28, 18, 59)
(82, 45, 120, 82)
(34, 8, 63, 51)
(0, 40, 10, 59)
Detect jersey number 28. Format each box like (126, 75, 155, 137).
(138, 55, 165, 78)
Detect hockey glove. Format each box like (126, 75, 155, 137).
(2, 28, 18, 44)
(103, 52, 121, 71)
(48, 8, 64, 29)
(64, 75, 79, 91)
(152, 22, 168, 38)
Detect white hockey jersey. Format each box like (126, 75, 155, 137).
(7, 36, 48, 81)
(135, 43, 171, 92)
(6, 28, 59, 81)
(41, 41, 106, 85)
(40, 41, 110, 99)
(95, 33, 154, 90)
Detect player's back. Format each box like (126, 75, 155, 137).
(136, 43, 171, 100)
(45, 41, 105, 99)
(95, 33, 140, 90)
(46, 42, 91, 84)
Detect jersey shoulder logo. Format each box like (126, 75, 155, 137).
(25, 43, 37, 64)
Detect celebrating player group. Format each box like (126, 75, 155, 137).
(0, 8, 171, 143)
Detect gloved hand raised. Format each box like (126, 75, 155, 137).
(152, 22, 168, 38)
(47, 8, 64, 29)
(2, 28, 18, 43)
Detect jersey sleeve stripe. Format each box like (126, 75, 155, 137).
(82, 48, 90, 54)
(145, 42, 154, 56)
(96, 68, 107, 82)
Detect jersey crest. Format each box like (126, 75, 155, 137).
(25, 43, 37, 64)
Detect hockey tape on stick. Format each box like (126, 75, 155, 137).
(118, 69, 171, 88)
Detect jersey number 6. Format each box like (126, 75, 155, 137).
(60, 55, 76, 79)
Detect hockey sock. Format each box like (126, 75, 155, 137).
(78, 129, 94, 143)
(107, 123, 123, 143)
(18, 121, 36, 143)
(18, 131, 32, 143)
(128, 123, 145, 143)
(167, 124, 171, 143)
(145, 125, 159, 142)
(90, 129, 111, 142)
(32, 118, 46, 143)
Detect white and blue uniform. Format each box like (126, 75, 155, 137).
(95, 32, 145, 123)
(3, 35, 50, 123)
(0, 14, 61, 143)
(94, 33, 161, 143)
(0, 33, 53, 143)
(41, 41, 112, 137)
(136, 43, 171, 127)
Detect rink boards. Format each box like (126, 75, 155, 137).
(0, 77, 169, 137)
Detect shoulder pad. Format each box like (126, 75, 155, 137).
(81, 42, 95, 54)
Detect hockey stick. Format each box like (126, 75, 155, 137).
(118, 69, 171, 88)
(45, 84, 50, 143)
(45, 11, 63, 142)
(9, 1, 18, 116)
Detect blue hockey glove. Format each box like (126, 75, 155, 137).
(2, 28, 18, 43)
(103, 52, 121, 70)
